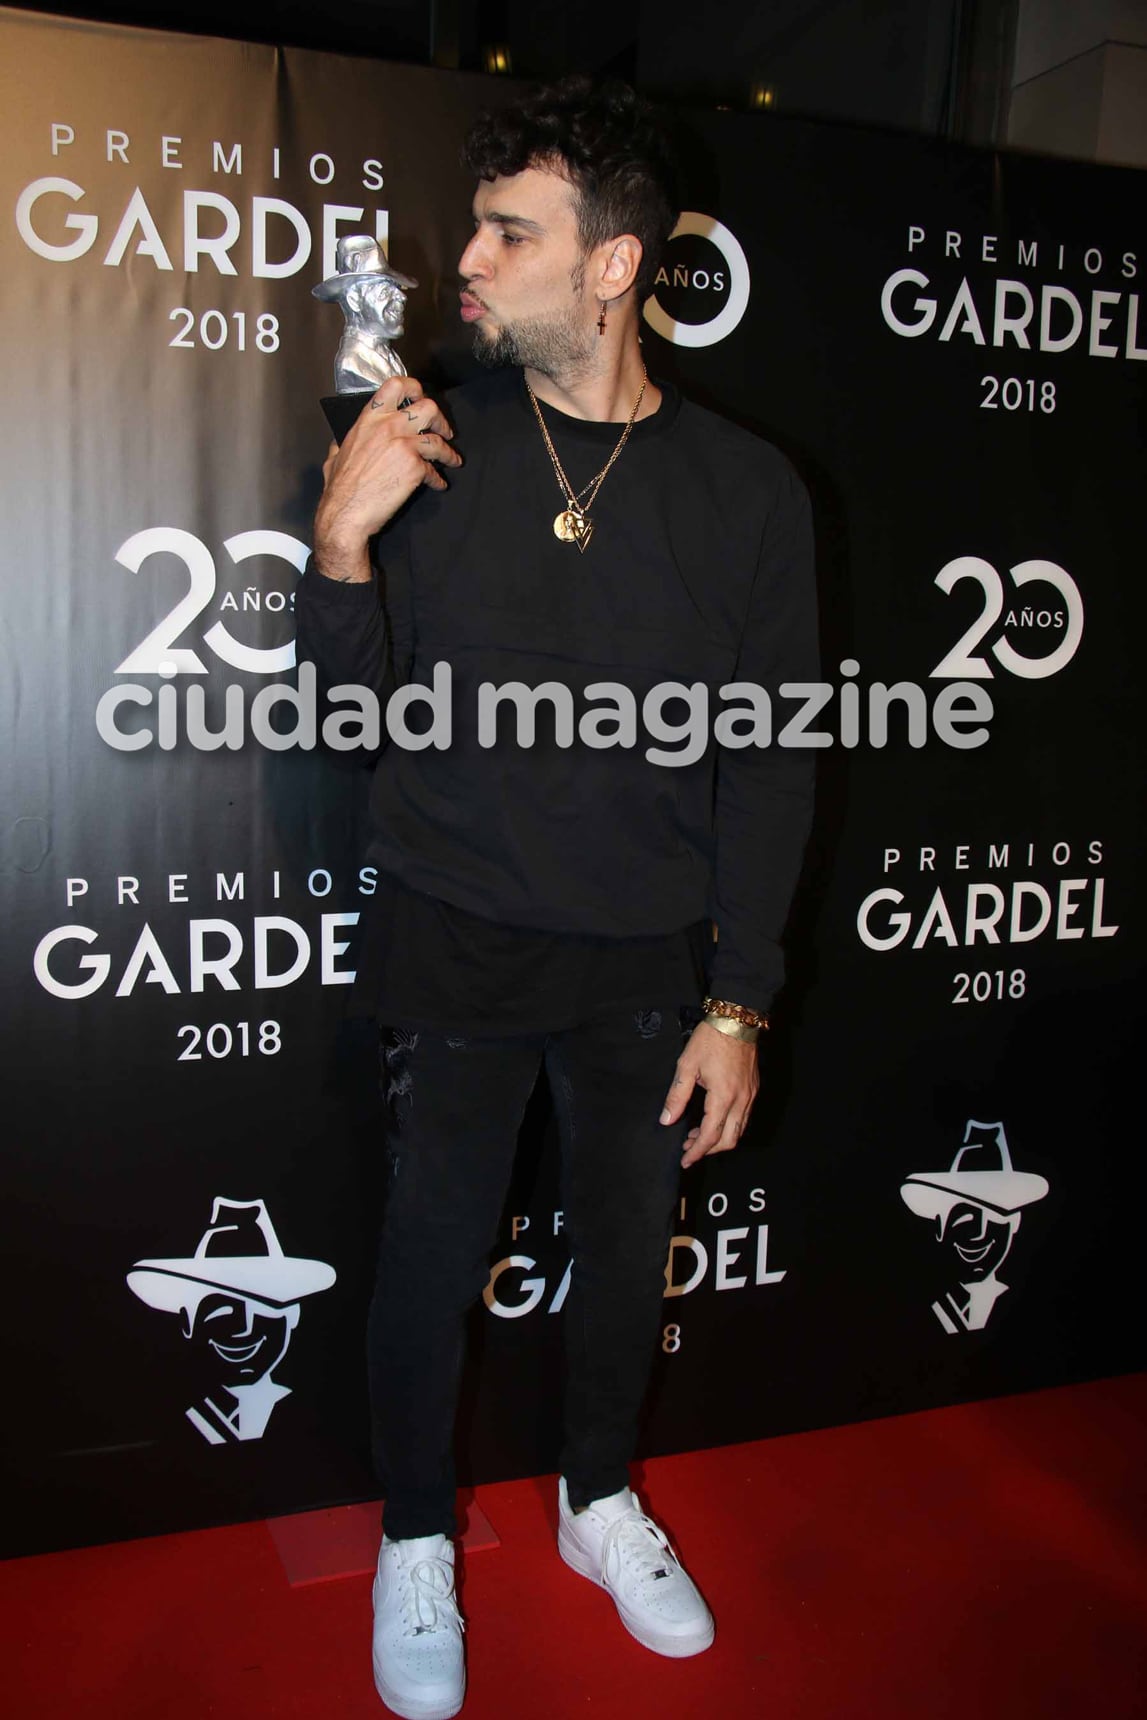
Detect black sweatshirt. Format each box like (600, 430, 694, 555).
(294, 367, 818, 1015)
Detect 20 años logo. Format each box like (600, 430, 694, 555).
(643, 213, 751, 348)
(96, 525, 310, 749)
(111, 526, 308, 676)
(931, 556, 1083, 680)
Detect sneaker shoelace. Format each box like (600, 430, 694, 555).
(400, 1555, 466, 1638)
(598, 1510, 681, 1588)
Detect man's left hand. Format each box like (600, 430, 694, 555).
(660, 1023, 760, 1168)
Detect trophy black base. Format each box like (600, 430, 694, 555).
(320, 392, 373, 444)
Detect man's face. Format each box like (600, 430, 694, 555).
(183, 1291, 294, 1383)
(351, 276, 405, 336)
(936, 1201, 1017, 1282)
(457, 167, 598, 377)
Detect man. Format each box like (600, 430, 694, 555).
(295, 75, 817, 1720)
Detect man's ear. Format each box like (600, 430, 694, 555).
(600, 234, 643, 298)
(179, 1306, 195, 1340)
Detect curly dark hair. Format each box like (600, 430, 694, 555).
(462, 75, 679, 300)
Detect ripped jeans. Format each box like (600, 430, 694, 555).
(368, 1004, 695, 1540)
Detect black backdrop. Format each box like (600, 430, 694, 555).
(1, 7, 1143, 1557)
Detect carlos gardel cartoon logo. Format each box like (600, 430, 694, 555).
(900, 1120, 1049, 1334)
(127, 1197, 336, 1444)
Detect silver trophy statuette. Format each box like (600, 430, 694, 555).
(313, 234, 418, 439)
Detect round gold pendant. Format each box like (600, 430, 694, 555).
(554, 509, 582, 543)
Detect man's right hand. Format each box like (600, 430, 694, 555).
(312, 375, 462, 583)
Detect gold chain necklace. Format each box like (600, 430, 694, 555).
(526, 366, 648, 552)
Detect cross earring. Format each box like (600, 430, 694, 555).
(597, 300, 607, 336)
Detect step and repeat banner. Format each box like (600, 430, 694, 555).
(2, 8, 1143, 1556)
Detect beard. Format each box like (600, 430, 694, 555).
(471, 302, 596, 380)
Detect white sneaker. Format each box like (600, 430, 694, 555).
(557, 1476, 715, 1658)
(371, 1532, 466, 1720)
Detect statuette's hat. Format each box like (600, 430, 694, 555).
(312, 234, 418, 301)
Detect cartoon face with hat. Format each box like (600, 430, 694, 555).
(313, 234, 419, 393)
(127, 1197, 336, 1444)
(900, 1120, 1049, 1334)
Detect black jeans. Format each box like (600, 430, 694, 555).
(367, 1005, 692, 1540)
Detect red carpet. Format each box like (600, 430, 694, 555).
(5, 1374, 1146, 1719)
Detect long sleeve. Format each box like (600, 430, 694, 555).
(291, 371, 819, 961)
(293, 510, 415, 708)
(707, 462, 819, 1014)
